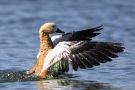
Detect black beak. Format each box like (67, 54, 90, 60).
(56, 28, 65, 33)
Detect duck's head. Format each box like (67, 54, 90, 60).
(39, 22, 65, 35)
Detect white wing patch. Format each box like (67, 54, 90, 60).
(51, 33, 72, 46)
(41, 41, 73, 70)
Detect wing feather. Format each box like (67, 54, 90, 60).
(51, 25, 103, 46)
(41, 41, 124, 73)
(70, 61, 78, 71)
(67, 25, 103, 41)
(78, 53, 94, 68)
(83, 51, 100, 66)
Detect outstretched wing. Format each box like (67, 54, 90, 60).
(51, 25, 103, 46)
(41, 41, 124, 72)
(67, 25, 103, 41)
(69, 41, 124, 71)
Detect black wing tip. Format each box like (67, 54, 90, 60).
(112, 42, 125, 52)
(93, 25, 104, 31)
(79, 25, 103, 32)
(112, 42, 124, 46)
(95, 33, 101, 35)
(97, 25, 103, 28)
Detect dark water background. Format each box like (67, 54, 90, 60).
(0, 0, 135, 90)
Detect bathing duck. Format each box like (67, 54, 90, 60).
(26, 22, 124, 78)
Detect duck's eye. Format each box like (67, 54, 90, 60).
(52, 25, 55, 28)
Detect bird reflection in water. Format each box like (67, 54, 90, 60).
(37, 79, 119, 90)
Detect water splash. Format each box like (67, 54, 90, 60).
(0, 70, 42, 83)
(0, 69, 80, 83)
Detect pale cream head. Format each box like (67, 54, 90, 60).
(39, 22, 57, 34)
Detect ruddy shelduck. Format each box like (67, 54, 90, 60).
(26, 22, 124, 78)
